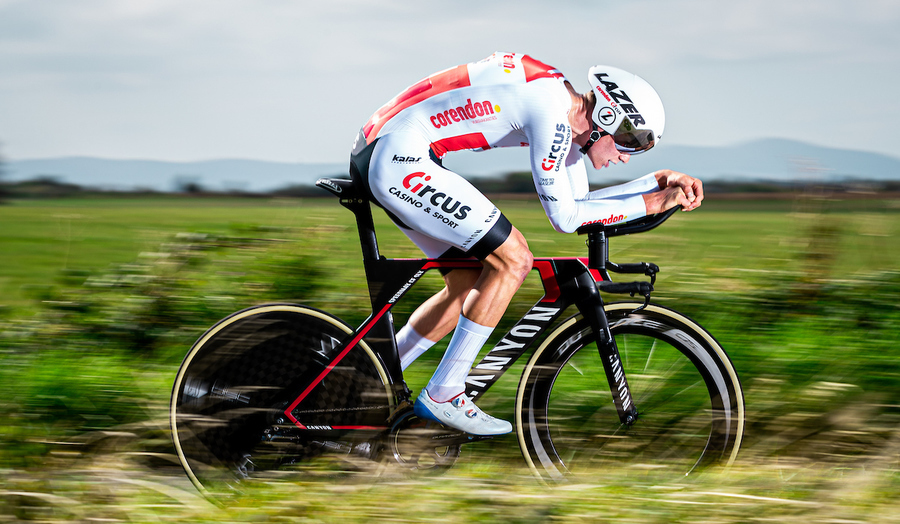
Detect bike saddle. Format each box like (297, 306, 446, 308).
(315, 178, 362, 199)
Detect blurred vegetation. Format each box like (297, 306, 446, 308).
(6, 173, 900, 200)
(0, 145, 7, 203)
(1, 193, 899, 521)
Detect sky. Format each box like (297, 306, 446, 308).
(1, 0, 899, 164)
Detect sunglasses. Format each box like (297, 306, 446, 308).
(580, 120, 656, 155)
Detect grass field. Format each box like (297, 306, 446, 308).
(1, 194, 899, 522)
(3, 195, 898, 308)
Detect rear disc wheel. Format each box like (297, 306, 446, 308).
(170, 304, 393, 498)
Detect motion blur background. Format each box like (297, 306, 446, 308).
(1, 1, 899, 522)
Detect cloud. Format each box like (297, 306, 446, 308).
(0, 0, 897, 161)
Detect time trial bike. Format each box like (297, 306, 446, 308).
(169, 171, 744, 498)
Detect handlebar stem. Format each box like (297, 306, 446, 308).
(586, 230, 612, 282)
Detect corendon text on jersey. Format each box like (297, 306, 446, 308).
(431, 99, 499, 129)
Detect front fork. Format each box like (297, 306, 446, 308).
(568, 268, 639, 426)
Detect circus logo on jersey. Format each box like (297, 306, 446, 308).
(541, 123, 570, 172)
(389, 172, 472, 222)
(430, 99, 500, 129)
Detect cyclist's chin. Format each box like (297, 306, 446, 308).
(598, 158, 623, 170)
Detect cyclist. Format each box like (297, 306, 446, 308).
(349, 52, 703, 436)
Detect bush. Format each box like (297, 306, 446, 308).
(0, 226, 333, 465)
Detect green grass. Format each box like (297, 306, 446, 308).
(1, 194, 900, 521)
(0, 197, 337, 311)
(3, 196, 898, 310)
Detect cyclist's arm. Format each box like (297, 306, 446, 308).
(578, 167, 704, 215)
(584, 172, 660, 200)
(531, 140, 648, 233)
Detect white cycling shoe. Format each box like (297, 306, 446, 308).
(413, 389, 512, 436)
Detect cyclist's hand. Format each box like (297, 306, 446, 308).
(643, 186, 693, 214)
(652, 170, 704, 211)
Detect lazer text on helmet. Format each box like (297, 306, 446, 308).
(594, 73, 646, 127)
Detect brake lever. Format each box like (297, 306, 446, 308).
(632, 291, 652, 313)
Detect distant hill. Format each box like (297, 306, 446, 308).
(447, 138, 900, 184)
(5, 139, 900, 193)
(4, 158, 348, 193)
(600, 138, 900, 183)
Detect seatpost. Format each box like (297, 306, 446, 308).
(341, 190, 407, 398)
(342, 197, 380, 263)
(347, 150, 381, 265)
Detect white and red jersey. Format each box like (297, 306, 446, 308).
(359, 52, 653, 235)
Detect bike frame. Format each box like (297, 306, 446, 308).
(285, 177, 676, 432)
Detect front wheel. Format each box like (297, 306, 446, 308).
(516, 302, 744, 482)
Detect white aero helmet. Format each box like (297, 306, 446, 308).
(583, 65, 665, 155)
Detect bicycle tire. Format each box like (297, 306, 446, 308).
(170, 304, 394, 497)
(516, 302, 744, 482)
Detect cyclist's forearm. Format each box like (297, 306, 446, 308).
(544, 194, 648, 233)
(585, 173, 659, 200)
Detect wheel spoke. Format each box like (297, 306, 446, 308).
(517, 305, 744, 482)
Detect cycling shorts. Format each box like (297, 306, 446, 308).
(351, 132, 511, 260)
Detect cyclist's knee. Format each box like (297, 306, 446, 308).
(489, 227, 533, 282)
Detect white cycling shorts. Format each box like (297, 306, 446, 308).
(354, 132, 511, 259)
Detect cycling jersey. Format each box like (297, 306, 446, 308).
(351, 52, 654, 258)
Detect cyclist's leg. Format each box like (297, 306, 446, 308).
(461, 227, 532, 327)
(400, 229, 531, 348)
(422, 231, 530, 405)
(365, 133, 531, 434)
(397, 266, 479, 369)
(403, 266, 479, 341)
(365, 131, 532, 343)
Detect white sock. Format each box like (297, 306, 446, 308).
(426, 314, 494, 402)
(396, 324, 437, 370)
